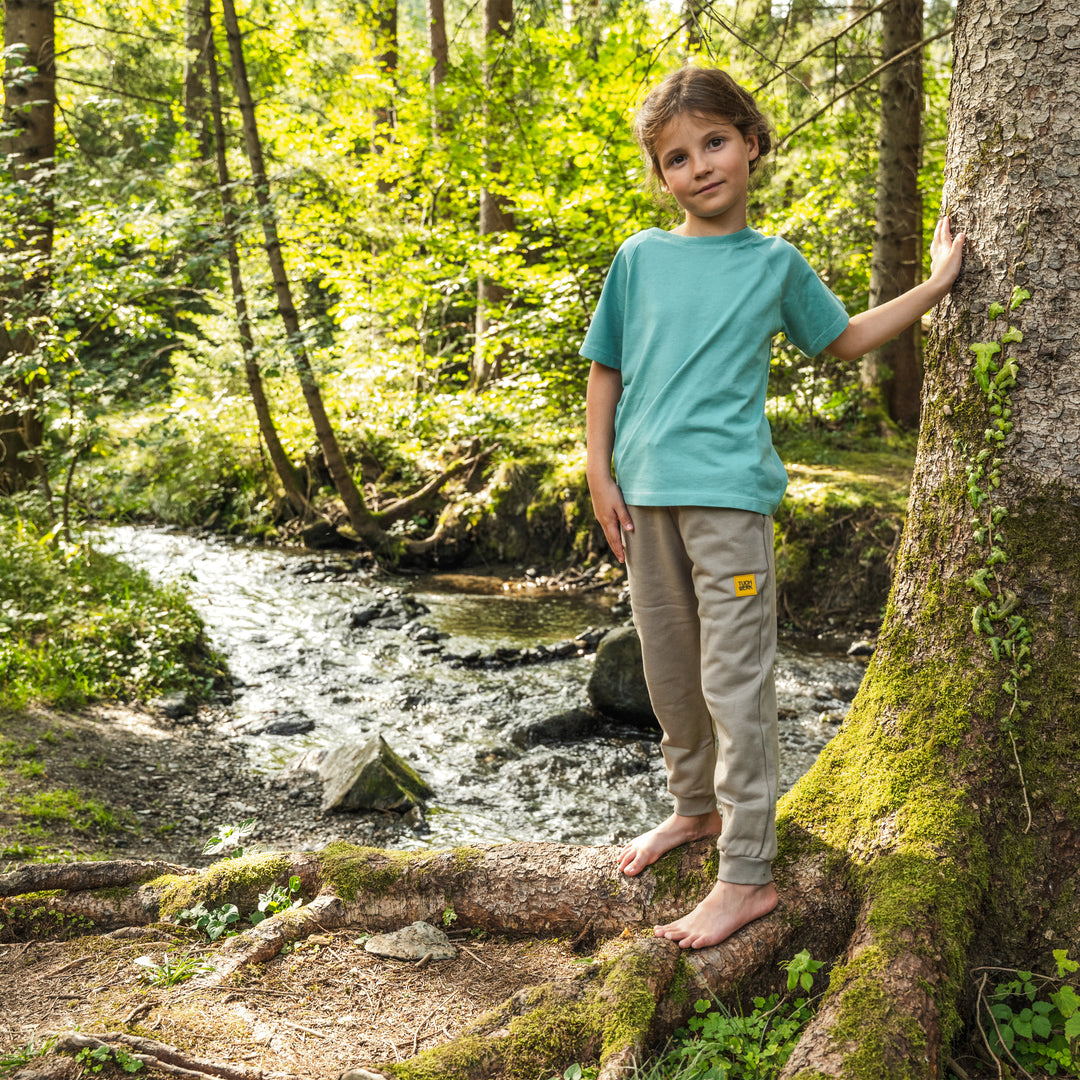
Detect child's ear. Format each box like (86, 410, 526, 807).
(746, 134, 759, 162)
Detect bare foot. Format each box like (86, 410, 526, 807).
(654, 880, 778, 949)
(617, 809, 723, 877)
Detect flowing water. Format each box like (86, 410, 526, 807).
(102, 526, 869, 850)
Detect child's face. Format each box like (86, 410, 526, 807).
(655, 113, 759, 236)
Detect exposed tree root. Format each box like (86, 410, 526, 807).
(48, 1032, 300, 1080)
(0, 859, 193, 897)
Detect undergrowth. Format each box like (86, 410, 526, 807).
(0, 512, 225, 709)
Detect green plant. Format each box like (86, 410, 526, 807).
(645, 952, 823, 1080)
(442, 904, 458, 928)
(202, 818, 256, 858)
(74, 1045, 144, 1074)
(249, 875, 303, 926)
(133, 952, 215, 986)
(0, 1035, 58, 1075)
(976, 950, 1080, 1077)
(176, 901, 240, 941)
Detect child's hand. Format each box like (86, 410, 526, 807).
(590, 477, 634, 563)
(929, 214, 965, 289)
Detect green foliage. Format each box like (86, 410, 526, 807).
(249, 875, 304, 926)
(176, 900, 241, 941)
(2, 0, 952, 540)
(957, 290, 1034, 732)
(14, 788, 118, 833)
(978, 951, 1080, 1076)
(74, 1046, 144, 1075)
(133, 952, 215, 987)
(0, 1036, 58, 1076)
(0, 514, 223, 709)
(202, 818, 257, 859)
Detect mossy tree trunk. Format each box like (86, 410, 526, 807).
(778, 0, 1080, 1070)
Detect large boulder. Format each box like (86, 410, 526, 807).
(298, 735, 434, 813)
(585, 624, 658, 729)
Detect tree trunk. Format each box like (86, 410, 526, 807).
(427, 0, 447, 93)
(0, 0, 53, 496)
(859, 0, 924, 429)
(217, 0, 386, 548)
(472, 0, 513, 390)
(204, 1, 309, 521)
(779, 0, 1080, 1070)
(184, 0, 213, 161)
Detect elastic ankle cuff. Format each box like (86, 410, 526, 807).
(715, 854, 772, 885)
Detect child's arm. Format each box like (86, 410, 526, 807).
(586, 360, 634, 563)
(826, 215, 965, 363)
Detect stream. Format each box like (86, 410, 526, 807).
(101, 526, 869, 852)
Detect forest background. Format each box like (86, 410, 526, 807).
(0, 0, 966, 736)
(0, 0, 956, 581)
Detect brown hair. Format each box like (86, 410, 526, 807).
(634, 67, 773, 184)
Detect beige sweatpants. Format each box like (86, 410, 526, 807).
(624, 506, 778, 886)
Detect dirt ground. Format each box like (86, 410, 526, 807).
(0, 703, 637, 1079)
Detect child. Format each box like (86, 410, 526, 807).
(582, 66, 963, 950)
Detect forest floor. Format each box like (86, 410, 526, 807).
(0, 702, 643, 1080)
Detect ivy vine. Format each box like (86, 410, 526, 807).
(955, 284, 1033, 830)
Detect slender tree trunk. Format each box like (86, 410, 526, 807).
(427, 0, 447, 92)
(472, 0, 513, 390)
(217, 0, 384, 547)
(204, 1, 308, 521)
(859, 0, 924, 429)
(0, 0, 53, 496)
(183, 0, 213, 161)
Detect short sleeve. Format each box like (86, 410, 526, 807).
(778, 248, 851, 358)
(580, 245, 630, 370)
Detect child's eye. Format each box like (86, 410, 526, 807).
(709, 137, 726, 148)
(668, 153, 687, 167)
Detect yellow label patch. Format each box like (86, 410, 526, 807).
(733, 574, 758, 598)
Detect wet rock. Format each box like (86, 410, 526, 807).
(295, 735, 434, 813)
(507, 708, 603, 748)
(302, 521, 348, 549)
(847, 639, 876, 657)
(363, 921, 457, 962)
(260, 716, 315, 736)
(586, 624, 657, 729)
(149, 692, 194, 721)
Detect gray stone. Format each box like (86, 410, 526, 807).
(507, 708, 602, 748)
(313, 735, 434, 813)
(149, 692, 193, 720)
(364, 921, 457, 961)
(586, 625, 658, 729)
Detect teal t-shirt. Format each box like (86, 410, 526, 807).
(580, 227, 850, 515)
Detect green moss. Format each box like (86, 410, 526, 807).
(648, 846, 717, 906)
(386, 949, 660, 1080)
(824, 977, 928, 1080)
(149, 852, 291, 920)
(317, 843, 488, 903)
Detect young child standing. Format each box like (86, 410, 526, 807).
(582, 67, 963, 950)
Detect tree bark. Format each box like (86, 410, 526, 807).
(428, 0, 448, 88)
(859, 0, 924, 429)
(779, 0, 1080, 1071)
(217, 0, 386, 548)
(0, 0, 53, 496)
(472, 0, 513, 390)
(204, 1, 309, 521)
(184, 0, 213, 161)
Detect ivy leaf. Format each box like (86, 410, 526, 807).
(967, 568, 994, 598)
(1009, 286, 1032, 310)
(987, 302, 1005, 320)
(1001, 326, 1023, 345)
